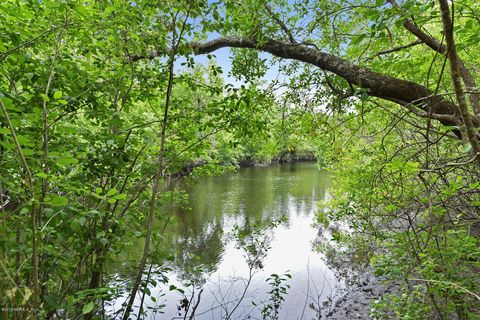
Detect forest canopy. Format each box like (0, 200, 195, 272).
(0, 0, 479, 319)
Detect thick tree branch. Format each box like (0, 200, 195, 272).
(187, 36, 475, 132)
(132, 35, 478, 137)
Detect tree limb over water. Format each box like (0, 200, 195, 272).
(136, 36, 477, 138)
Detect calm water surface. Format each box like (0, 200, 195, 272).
(109, 162, 337, 319)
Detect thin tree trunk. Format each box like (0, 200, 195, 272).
(188, 289, 203, 320)
(39, 31, 63, 312)
(121, 7, 192, 318)
(136, 264, 154, 319)
(121, 53, 175, 320)
(121, 21, 181, 320)
(0, 98, 39, 315)
(438, 0, 480, 165)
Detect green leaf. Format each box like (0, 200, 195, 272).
(113, 193, 126, 200)
(53, 91, 63, 99)
(107, 188, 118, 196)
(49, 195, 68, 207)
(78, 217, 87, 226)
(56, 153, 78, 166)
(351, 34, 366, 45)
(364, 9, 380, 20)
(36, 172, 48, 178)
(1, 97, 16, 111)
(465, 19, 473, 30)
(44, 208, 54, 217)
(82, 302, 94, 314)
(463, 143, 472, 153)
(23, 149, 34, 156)
(40, 94, 50, 102)
(439, 125, 458, 132)
(141, 287, 151, 296)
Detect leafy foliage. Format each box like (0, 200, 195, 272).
(1, 0, 479, 319)
(261, 272, 291, 320)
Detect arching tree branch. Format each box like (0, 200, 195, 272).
(133, 35, 478, 137)
(187, 36, 476, 133)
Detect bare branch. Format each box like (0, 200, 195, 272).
(367, 40, 423, 60)
(322, 71, 354, 99)
(264, 4, 296, 44)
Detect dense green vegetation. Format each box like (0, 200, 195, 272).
(1, 0, 479, 319)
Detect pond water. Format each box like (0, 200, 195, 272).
(108, 162, 338, 320)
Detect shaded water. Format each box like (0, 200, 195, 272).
(109, 162, 337, 319)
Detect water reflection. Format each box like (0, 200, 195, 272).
(110, 162, 335, 319)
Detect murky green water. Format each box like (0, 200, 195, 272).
(109, 162, 336, 319)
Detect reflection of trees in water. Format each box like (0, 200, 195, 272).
(170, 221, 224, 286)
(233, 215, 287, 270)
(157, 163, 327, 286)
(101, 163, 328, 319)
